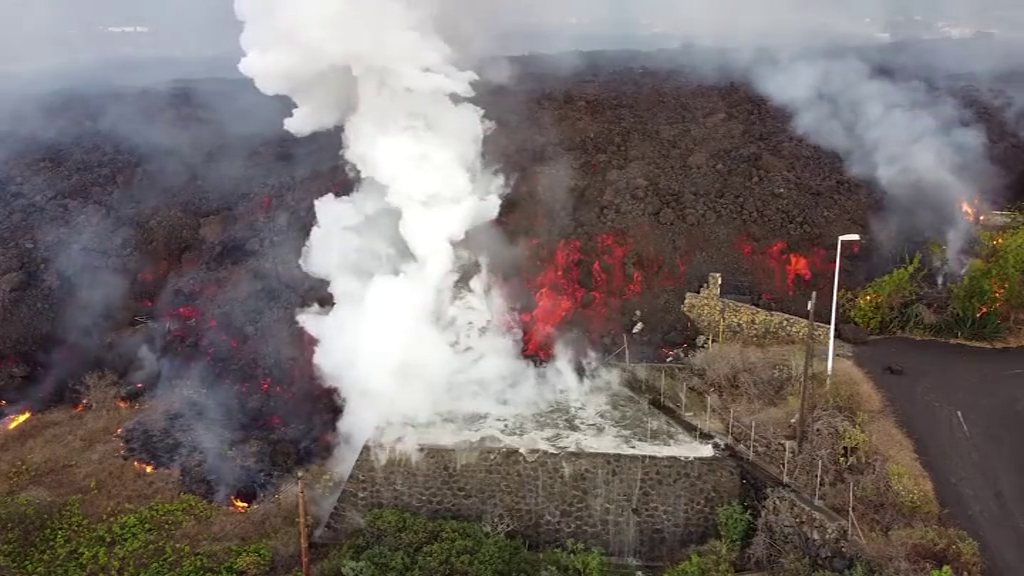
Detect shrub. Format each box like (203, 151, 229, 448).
(230, 543, 274, 576)
(715, 501, 752, 551)
(845, 254, 925, 335)
(662, 540, 734, 576)
(0, 494, 270, 576)
(890, 526, 983, 576)
(320, 509, 612, 576)
(886, 464, 936, 519)
(540, 541, 612, 576)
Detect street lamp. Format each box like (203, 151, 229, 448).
(826, 233, 861, 387)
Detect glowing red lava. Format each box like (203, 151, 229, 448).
(518, 233, 686, 360)
(738, 238, 832, 298)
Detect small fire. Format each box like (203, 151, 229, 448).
(117, 399, 131, 409)
(960, 200, 976, 220)
(4, 411, 31, 430)
(133, 461, 155, 474)
(230, 497, 250, 512)
(960, 198, 987, 223)
(977, 280, 1007, 318)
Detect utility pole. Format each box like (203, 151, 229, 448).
(796, 291, 817, 451)
(298, 473, 312, 576)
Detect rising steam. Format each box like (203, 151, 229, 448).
(747, 52, 994, 268)
(233, 0, 1017, 476)
(234, 0, 597, 476)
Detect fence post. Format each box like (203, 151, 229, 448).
(815, 460, 822, 504)
(728, 408, 734, 439)
(705, 394, 711, 433)
(847, 481, 854, 539)
(623, 333, 630, 366)
(681, 381, 688, 416)
(660, 368, 665, 405)
(749, 420, 756, 460)
(797, 291, 817, 451)
(783, 442, 790, 484)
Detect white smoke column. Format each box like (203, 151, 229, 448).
(748, 52, 992, 267)
(234, 0, 596, 477)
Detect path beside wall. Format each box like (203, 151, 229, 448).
(321, 446, 741, 564)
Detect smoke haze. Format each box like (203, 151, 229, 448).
(235, 0, 609, 479)
(4, 0, 1022, 484)
(226, 0, 1024, 476)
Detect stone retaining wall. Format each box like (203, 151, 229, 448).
(321, 446, 741, 564)
(682, 273, 829, 346)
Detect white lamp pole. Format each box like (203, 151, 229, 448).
(827, 233, 861, 387)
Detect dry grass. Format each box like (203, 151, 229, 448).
(0, 372, 181, 516)
(0, 370, 302, 563)
(627, 344, 964, 575)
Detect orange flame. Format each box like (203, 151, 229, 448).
(117, 399, 131, 409)
(4, 411, 31, 430)
(960, 200, 976, 221)
(133, 461, 155, 474)
(977, 280, 1007, 318)
(230, 497, 250, 512)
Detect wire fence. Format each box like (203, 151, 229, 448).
(615, 350, 867, 543)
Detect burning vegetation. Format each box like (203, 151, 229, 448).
(3, 411, 31, 430)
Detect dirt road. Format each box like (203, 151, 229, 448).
(854, 338, 1024, 576)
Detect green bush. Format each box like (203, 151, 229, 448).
(319, 509, 611, 576)
(944, 225, 1024, 337)
(890, 526, 982, 576)
(663, 502, 752, 576)
(0, 495, 271, 576)
(662, 540, 734, 576)
(540, 541, 612, 576)
(715, 501, 752, 551)
(845, 254, 925, 334)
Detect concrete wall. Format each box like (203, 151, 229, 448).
(683, 273, 829, 346)
(322, 446, 742, 564)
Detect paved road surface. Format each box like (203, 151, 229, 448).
(855, 338, 1024, 576)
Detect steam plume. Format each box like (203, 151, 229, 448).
(234, 0, 594, 477)
(747, 52, 993, 267)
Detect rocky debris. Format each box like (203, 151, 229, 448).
(837, 323, 870, 345)
(485, 55, 1024, 326)
(885, 363, 906, 376)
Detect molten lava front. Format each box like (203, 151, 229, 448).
(512, 231, 835, 361)
(515, 233, 688, 360)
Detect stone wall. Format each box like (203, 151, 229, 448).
(682, 273, 830, 346)
(321, 446, 741, 564)
(752, 488, 853, 572)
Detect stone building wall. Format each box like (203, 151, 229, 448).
(682, 273, 830, 346)
(321, 446, 742, 564)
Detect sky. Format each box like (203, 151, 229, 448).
(2, 0, 1023, 79)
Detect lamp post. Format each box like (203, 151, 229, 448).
(826, 233, 861, 387)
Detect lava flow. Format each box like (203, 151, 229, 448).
(517, 233, 686, 360)
(738, 238, 832, 298)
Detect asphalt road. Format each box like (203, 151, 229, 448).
(854, 338, 1024, 576)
